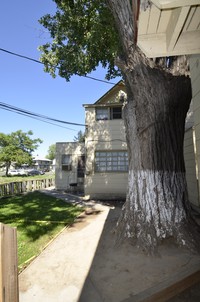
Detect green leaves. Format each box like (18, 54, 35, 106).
(46, 143, 56, 160)
(39, 0, 121, 81)
(0, 130, 42, 172)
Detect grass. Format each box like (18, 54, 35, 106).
(0, 173, 55, 184)
(0, 191, 83, 271)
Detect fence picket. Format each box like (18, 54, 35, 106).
(0, 178, 55, 198)
(0, 223, 19, 302)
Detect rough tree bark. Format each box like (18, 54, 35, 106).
(107, 0, 200, 254)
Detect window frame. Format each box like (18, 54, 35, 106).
(95, 106, 123, 121)
(95, 107, 109, 121)
(61, 154, 72, 171)
(110, 106, 122, 119)
(95, 151, 128, 172)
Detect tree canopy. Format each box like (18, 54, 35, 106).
(46, 143, 56, 160)
(39, 0, 188, 80)
(39, 0, 121, 81)
(0, 130, 42, 175)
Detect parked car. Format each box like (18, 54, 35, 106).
(8, 169, 28, 176)
(27, 169, 44, 176)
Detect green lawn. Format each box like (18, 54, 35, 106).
(0, 191, 83, 271)
(0, 173, 55, 184)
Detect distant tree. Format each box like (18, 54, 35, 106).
(0, 130, 42, 176)
(74, 130, 85, 143)
(46, 144, 56, 160)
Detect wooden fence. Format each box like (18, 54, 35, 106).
(0, 178, 55, 198)
(0, 223, 19, 302)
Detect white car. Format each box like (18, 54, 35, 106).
(8, 169, 28, 176)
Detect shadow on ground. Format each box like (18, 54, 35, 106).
(0, 191, 82, 241)
(77, 203, 200, 302)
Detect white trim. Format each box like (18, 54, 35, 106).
(151, 0, 200, 9)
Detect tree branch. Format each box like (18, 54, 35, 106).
(106, 0, 136, 60)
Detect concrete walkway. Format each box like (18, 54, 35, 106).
(38, 187, 86, 205)
(19, 189, 110, 302)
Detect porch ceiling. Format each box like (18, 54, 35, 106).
(137, 0, 200, 57)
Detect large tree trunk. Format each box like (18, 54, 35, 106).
(106, 0, 200, 254)
(117, 55, 199, 254)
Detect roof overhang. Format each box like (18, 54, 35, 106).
(137, 0, 200, 57)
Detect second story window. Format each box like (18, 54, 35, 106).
(111, 107, 122, 119)
(96, 108, 109, 120)
(96, 106, 122, 121)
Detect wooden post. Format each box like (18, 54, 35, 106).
(0, 223, 19, 302)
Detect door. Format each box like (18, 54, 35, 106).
(77, 155, 85, 178)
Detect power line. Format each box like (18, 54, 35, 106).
(0, 48, 124, 130)
(0, 101, 86, 128)
(1, 106, 78, 131)
(0, 101, 86, 126)
(0, 47, 118, 85)
(0, 48, 44, 65)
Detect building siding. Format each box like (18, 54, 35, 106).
(187, 54, 200, 206)
(55, 142, 85, 191)
(184, 128, 199, 206)
(84, 85, 128, 199)
(84, 173, 128, 200)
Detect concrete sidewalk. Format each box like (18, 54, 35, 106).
(19, 190, 110, 302)
(38, 187, 86, 205)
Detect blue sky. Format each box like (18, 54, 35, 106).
(0, 0, 121, 157)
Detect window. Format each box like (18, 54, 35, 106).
(96, 108, 109, 120)
(95, 151, 128, 172)
(62, 154, 72, 171)
(96, 107, 122, 120)
(111, 107, 122, 119)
